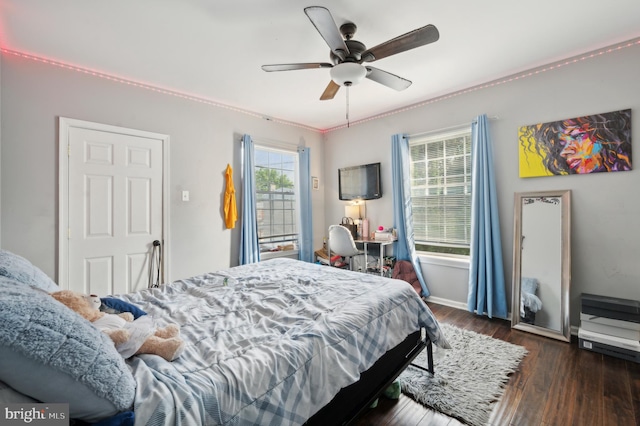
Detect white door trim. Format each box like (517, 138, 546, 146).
(58, 117, 170, 289)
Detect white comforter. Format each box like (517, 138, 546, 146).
(118, 258, 448, 426)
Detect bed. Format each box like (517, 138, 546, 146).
(0, 251, 449, 425)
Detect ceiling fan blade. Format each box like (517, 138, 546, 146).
(262, 63, 333, 72)
(304, 6, 349, 60)
(320, 80, 340, 100)
(365, 66, 412, 91)
(361, 24, 439, 63)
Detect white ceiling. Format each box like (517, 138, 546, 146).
(2, 1, 640, 131)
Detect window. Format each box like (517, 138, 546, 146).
(409, 128, 472, 256)
(254, 146, 299, 252)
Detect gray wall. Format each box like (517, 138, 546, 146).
(0, 54, 325, 282)
(2, 41, 639, 329)
(0, 51, 2, 245)
(323, 42, 640, 326)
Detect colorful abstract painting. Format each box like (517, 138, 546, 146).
(518, 109, 632, 177)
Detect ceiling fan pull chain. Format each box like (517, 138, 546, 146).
(346, 85, 350, 127)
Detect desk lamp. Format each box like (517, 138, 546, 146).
(345, 202, 368, 238)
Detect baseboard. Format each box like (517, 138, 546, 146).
(423, 296, 512, 321)
(426, 296, 580, 337)
(423, 296, 468, 311)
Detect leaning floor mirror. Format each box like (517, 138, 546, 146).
(511, 190, 571, 342)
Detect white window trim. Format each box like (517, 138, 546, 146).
(410, 126, 471, 145)
(417, 251, 470, 269)
(261, 249, 300, 261)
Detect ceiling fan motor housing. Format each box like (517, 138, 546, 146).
(330, 39, 367, 65)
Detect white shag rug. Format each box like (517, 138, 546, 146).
(398, 324, 527, 426)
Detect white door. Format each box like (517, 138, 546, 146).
(59, 118, 169, 295)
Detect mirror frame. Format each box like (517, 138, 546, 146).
(511, 190, 571, 342)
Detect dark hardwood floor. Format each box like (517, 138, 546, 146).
(353, 303, 640, 426)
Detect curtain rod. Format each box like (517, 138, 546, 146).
(407, 115, 499, 139)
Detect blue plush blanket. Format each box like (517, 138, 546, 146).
(0, 278, 135, 412)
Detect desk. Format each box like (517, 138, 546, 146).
(354, 237, 396, 276)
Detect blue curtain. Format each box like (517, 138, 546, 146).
(297, 147, 314, 262)
(391, 134, 430, 297)
(467, 115, 507, 318)
(239, 134, 260, 265)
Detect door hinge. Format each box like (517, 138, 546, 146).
(68, 228, 71, 239)
(67, 144, 70, 156)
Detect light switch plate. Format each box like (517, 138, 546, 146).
(182, 190, 189, 201)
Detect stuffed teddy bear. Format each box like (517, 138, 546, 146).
(50, 290, 185, 361)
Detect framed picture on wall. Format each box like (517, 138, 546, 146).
(518, 109, 632, 177)
(312, 176, 319, 190)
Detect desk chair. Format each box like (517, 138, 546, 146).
(327, 225, 362, 271)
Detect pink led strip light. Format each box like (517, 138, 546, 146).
(0, 48, 317, 132)
(2, 37, 639, 134)
(324, 37, 640, 132)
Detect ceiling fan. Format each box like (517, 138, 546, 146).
(261, 6, 440, 101)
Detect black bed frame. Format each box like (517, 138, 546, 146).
(305, 329, 433, 425)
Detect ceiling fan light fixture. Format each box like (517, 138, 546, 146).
(330, 62, 367, 86)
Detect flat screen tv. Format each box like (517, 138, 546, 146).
(338, 162, 382, 200)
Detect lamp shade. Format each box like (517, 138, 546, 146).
(330, 63, 367, 86)
(345, 205, 360, 219)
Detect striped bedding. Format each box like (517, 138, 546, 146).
(118, 258, 448, 426)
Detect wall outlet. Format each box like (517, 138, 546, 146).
(182, 190, 189, 201)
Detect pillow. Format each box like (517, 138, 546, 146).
(0, 379, 38, 404)
(101, 297, 147, 319)
(0, 249, 59, 292)
(0, 277, 135, 421)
